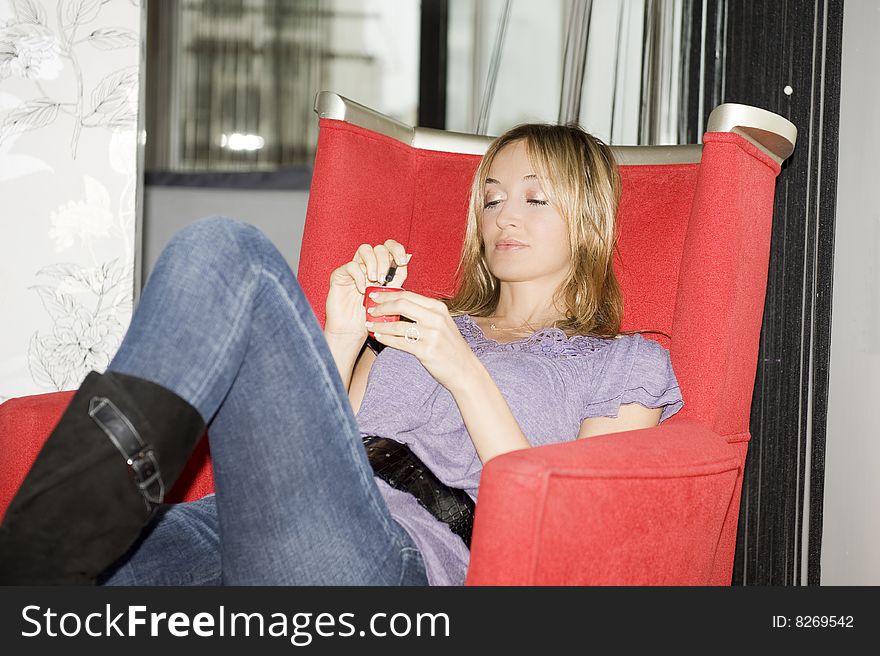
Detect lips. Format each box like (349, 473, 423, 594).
(496, 240, 527, 250)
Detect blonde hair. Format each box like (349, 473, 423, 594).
(441, 122, 623, 339)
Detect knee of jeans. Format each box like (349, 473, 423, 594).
(170, 216, 274, 270)
(177, 216, 263, 248)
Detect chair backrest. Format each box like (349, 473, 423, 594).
(615, 134, 781, 440)
(298, 94, 792, 442)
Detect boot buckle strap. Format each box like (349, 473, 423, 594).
(126, 449, 164, 506)
(88, 396, 165, 509)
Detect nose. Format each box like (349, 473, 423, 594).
(495, 200, 522, 229)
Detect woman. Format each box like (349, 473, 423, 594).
(0, 123, 682, 586)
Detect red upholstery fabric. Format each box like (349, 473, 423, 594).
(299, 121, 483, 313)
(466, 419, 740, 585)
(615, 162, 698, 348)
(0, 118, 781, 585)
(670, 133, 780, 435)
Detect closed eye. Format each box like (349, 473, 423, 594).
(483, 199, 549, 209)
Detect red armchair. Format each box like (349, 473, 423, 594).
(0, 92, 795, 585)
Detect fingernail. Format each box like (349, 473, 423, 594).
(365, 321, 374, 328)
(369, 292, 378, 300)
(405, 253, 413, 263)
(367, 307, 375, 315)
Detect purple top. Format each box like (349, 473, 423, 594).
(355, 314, 683, 585)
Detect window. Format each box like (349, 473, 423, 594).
(145, 0, 420, 172)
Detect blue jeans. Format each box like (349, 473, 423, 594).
(98, 216, 429, 585)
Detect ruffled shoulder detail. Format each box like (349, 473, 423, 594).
(581, 333, 683, 423)
(453, 314, 613, 358)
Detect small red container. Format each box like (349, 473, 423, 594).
(363, 285, 403, 336)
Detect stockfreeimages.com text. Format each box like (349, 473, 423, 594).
(21, 604, 450, 646)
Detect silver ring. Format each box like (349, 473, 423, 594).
(404, 324, 421, 343)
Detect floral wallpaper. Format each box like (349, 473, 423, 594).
(0, 0, 141, 403)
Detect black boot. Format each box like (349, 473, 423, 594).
(0, 370, 206, 584)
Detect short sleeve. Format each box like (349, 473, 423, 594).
(581, 334, 683, 423)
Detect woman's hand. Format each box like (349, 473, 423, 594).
(365, 290, 479, 391)
(324, 240, 411, 342)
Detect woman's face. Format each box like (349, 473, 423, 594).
(480, 140, 572, 285)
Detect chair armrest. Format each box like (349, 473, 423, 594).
(0, 391, 74, 518)
(0, 391, 215, 521)
(465, 419, 741, 585)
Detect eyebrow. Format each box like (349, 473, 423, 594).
(485, 174, 538, 185)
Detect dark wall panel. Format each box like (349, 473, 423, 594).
(687, 0, 843, 585)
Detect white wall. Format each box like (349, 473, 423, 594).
(0, 0, 142, 402)
(821, 0, 880, 584)
(142, 186, 308, 282)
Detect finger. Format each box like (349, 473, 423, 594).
(373, 244, 392, 285)
(384, 240, 410, 267)
(370, 329, 416, 352)
(355, 243, 380, 283)
(388, 263, 408, 288)
(364, 319, 418, 338)
(342, 261, 368, 294)
(385, 250, 411, 287)
(367, 289, 437, 311)
(366, 300, 433, 328)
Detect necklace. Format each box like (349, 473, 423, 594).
(489, 322, 528, 332)
(487, 318, 546, 332)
